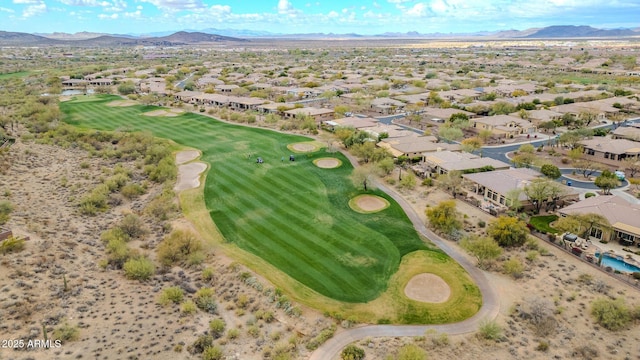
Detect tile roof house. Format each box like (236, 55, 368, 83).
(423, 150, 510, 176)
(559, 195, 640, 245)
(578, 137, 640, 161)
(377, 137, 460, 159)
(470, 115, 536, 138)
(283, 107, 334, 123)
(611, 126, 640, 141)
(463, 168, 579, 210)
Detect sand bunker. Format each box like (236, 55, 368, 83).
(313, 158, 342, 169)
(142, 108, 184, 117)
(288, 142, 322, 153)
(349, 195, 390, 213)
(176, 150, 200, 165)
(174, 162, 207, 191)
(106, 100, 137, 107)
(404, 273, 451, 303)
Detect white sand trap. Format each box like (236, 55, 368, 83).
(291, 143, 317, 152)
(349, 195, 390, 213)
(404, 273, 451, 303)
(106, 100, 137, 107)
(176, 150, 200, 165)
(314, 158, 342, 169)
(174, 162, 207, 191)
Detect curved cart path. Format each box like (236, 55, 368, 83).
(309, 151, 500, 360)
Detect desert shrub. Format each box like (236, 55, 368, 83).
(181, 300, 197, 315)
(123, 256, 155, 281)
(202, 346, 224, 360)
(572, 345, 599, 360)
(341, 344, 365, 360)
(536, 341, 549, 352)
(100, 227, 131, 244)
(105, 173, 130, 192)
(188, 335, 213, 355)
(157, 229, 203, 267)
(195, 287, 217, 313)
(247, 325, 260, 338)
(397, 344, 427, 360)
(119, 213, 147, 238)
(460, 236, 502, 269)
(121, 183, 145, 199)
(399, 173, 417, 189)
(0, 236, 25, 255)
(584, 192, 596, 198)
(53, 323, 80, 341)
(79, 184, 109, 215)
(145, 157, 177, 183)
(478, 320, 502, 341)
(158, 286, 184, 306)
(503, 257, 525, 279)
(105, 237, 131, 268)
(422, 177, 433, 186)
(202, 267, 215, 281)
(226, 328, 240, 340)
(145, 189, 178, 220)
(425, 329, 449, 347)
(209, 319, 226, 339)
(477, 220, 486, 228)
(591, 298, 632, 331)
(305, 325, 336, 350)
(525, 250, 538, 262)
(0, 200, 12, 224)
(187, 251, 205, 266)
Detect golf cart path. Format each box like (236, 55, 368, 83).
(309, 151, 500, 360)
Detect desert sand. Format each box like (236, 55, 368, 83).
(404, 273, 451, 303)
(313, 158, 341, 169)
(350, 195, 389, 213)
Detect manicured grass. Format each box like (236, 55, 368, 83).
(60, 95, 428, 303)
(529, 215, 559, 234)
(0, 71, 30, 80)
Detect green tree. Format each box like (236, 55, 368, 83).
(511, 152, 536, 168)
(341, 344, 365, 360)
(487, 216, 529, 247)
(117, 81, 136, 95)
(351, 164, 381, 191)
(523, 178, 565, 214)
(540, 164, 561, 179)
(426, 200, 462, 236)
(595, 170, 619, 195)
(436, 170, 463, 198)
(591, 298, 632, 331)
(460, 137, 483, 153)
(438, 126, 464, 142)
(489, 101, 516, 115)
(554, 216, 582, 235)
(505, 188, 523, 212)
(623, 158, 640, 178)
(460, 236, 502, 269)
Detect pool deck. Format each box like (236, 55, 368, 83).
(582, 237, 640, 272)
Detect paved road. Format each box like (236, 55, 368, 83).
(309, 152, 500, 360)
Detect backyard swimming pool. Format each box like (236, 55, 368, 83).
(596, 253, 640, 273)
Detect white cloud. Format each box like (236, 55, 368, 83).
(277, 0, 294, 14)
(140, 0, 204, 11)
(13, 0, 40, 4)
(387, 0, 412, 3)
(0, 7, 16, 12)
(406, 2, 428, 16)
(209, 4, 231, 14)
(98, 12, 118, 19)
(22, 2, 46, 17)
(124, 10, 141, 18)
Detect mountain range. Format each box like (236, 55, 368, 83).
(1, 25, 638, 47)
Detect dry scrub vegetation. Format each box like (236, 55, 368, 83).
(0, 103, 333, 360)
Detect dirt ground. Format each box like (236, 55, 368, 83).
(355, 178, 640, 360)
(0, 140, 331, 360)
(404, 274, 451, 303)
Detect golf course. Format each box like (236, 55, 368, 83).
(61, 95, 481, 323)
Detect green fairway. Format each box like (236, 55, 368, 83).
(60, 95, 429, 302)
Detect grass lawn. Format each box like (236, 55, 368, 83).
(529, 215, 559, 234)
(60, 95, 481, 322)
(0, 71, 31, 80)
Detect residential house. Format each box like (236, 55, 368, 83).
(286, 87, 321, 99)
(577, 137, 640, 161)
(323, 117, 379, 130)
(229, 97, 267, 111)
(470, 115, 536, 138)
(463, 168, 578, 210)
(525, 109, 563, 126)
(370, 97, 406, 114)
(215, 84, 240, 93)
(422, 107, 476, 122)
(283, 107, 334, 123)
(559, 195, 640, 246)
(611, 126, 640, 141)
(377, 136, 460, 159)
(174, 90, 201, 103)
(422, 150, 510, 177)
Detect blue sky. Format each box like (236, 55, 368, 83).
(1, 0, 639, 35)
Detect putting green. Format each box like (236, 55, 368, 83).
(59, 95, 465, 308)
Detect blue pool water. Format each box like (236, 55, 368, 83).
(596, 253, 640, 273)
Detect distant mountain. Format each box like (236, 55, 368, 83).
(36, 31, 136, 40)
(0, 31, 246, 47)
(525, 25, 637, 38)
